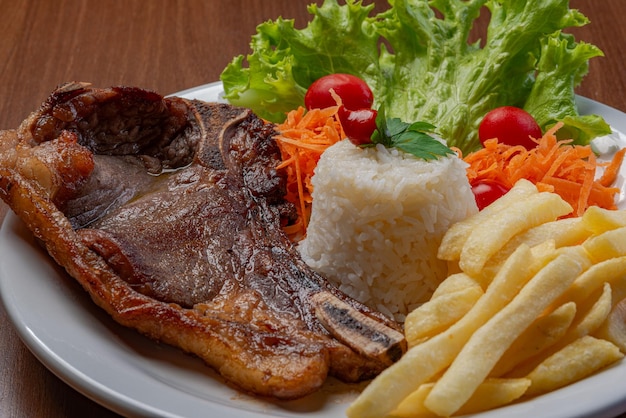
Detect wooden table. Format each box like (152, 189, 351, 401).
(0, 1, 625, 416)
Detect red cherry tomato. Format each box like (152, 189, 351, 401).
(471, 180, 510, 210)
(338, 105, 377, 146)
(478, 106, 542, 150)
(304, 74, 374, 111)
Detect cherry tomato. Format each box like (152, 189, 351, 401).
(338, 105, 377, 146)
(304, 74, 374, 111)
(471, 179, 510, 210)
(478, 106, 542, 150)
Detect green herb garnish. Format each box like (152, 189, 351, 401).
(370, 109, 455, 161)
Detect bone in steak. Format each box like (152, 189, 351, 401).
(0, 82, 406, 399)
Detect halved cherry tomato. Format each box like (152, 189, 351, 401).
(471, 179, 510, 210)
(305, 74, 374, 111)
(337, 105, 377, 146)
(478, 106, 542, 150)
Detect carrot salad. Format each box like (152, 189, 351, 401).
(274, 105, 347, 239)
(461, 122, 626, 217)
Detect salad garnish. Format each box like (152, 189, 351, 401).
(370, 110, 455, 161)
(221, 0, 611, 154)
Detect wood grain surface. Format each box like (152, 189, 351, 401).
(0, 1, 625, 416)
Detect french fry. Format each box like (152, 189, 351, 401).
(490, 302, 577, 377)
(610, 270, 626, 308)
(481, 217, 590, 277)
(423, 249, 585, 417)
(583, 226, 626, 263)
(507, 282, 613, 378)
(430, 272, 482, 299)
(405, 275, 483, 346)
(523, 335, 623, 398)
(550, 256, 626, 311)
(454, 378, 530, 416)
(594, 297, 626, 353)
(477, 239, 563, 285)
(392, 378, 530, 417)
(346, 244, 537, 418)
(573, 282, 613, 336)
(437, 179, 538, 261)
(391, 383, 433, 417)
(582, 205, 626, 234)
(521, 217, 590, 248)
(459, 192, 572, 276)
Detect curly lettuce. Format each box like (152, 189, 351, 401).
(220, 0, 611, 153)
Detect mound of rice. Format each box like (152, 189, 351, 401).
(298, 139, 477, 321)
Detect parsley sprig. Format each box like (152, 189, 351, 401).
(370, 108, 455, 161)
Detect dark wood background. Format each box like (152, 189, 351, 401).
(0, 1, 625, 416)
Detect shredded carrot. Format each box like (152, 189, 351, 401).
(599, 147, 626, 187)
(274, 105, 347, 240)
(463, 122, 623, 217)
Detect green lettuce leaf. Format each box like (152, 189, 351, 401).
(220, 0, 610, 153)
(221, 1, 381, 122)
(524, 32, 611, 144)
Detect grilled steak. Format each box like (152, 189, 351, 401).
(0, 82, 406, 399)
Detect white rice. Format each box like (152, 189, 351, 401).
(298, 139, 477, 321)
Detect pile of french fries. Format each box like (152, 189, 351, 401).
(347, 179, 626, 418)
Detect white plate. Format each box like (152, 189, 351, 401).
(2, 82, 626, 418)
